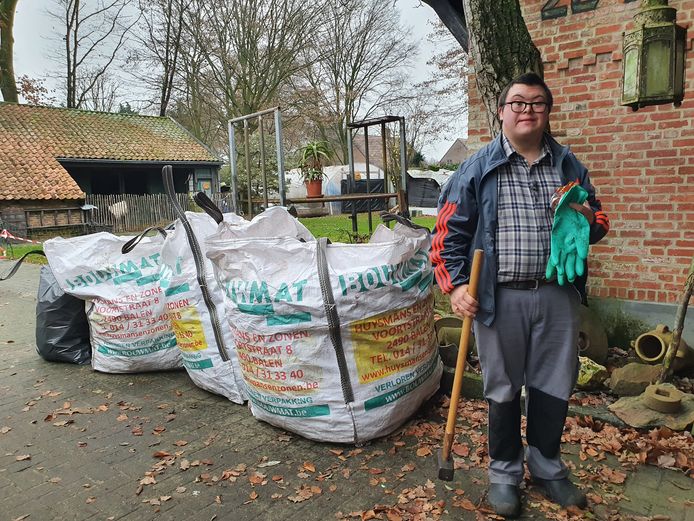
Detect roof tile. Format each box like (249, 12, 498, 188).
(0, 103, 220, 200)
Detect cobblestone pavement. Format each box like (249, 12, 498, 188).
(1, 259, 692, 521)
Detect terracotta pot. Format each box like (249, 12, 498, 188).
(305, 179, 323, 198)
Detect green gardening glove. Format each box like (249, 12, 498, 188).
(545, 184, 590, 285)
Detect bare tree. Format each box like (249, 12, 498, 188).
(79, 67, 119, 111)
(128, 0, 185, 116)
(186, 0, 320, 121)
(422, 0, 542, 135)
(294, 0, 417, 163)
(0, 0, 19, 102)
(49, 0, 139, 109)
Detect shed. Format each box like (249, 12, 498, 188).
(0, 103, 222, 239)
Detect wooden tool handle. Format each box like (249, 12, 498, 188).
(441, 249, 484, 461)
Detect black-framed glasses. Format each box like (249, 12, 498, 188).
(503, 101, 549, 113)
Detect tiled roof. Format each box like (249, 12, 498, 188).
(0, 103, 221, 200)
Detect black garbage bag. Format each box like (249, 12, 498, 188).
(35, 265, 91, 364)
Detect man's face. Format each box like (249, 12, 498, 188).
(497, 83, 550, 145)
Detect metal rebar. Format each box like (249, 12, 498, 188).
(228, 120, 238, 213)
(258, 116, 268, 209)
(346, 124, 357, 233)
(364, 127, 372, 233)
(243, 119, 253, 219)
(381, 121, 391, 227)
(228, 106, 279, 124)
(275, 109, 286, 207)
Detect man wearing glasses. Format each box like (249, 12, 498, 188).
(432, 72, 609, 518)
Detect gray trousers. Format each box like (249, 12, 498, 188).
(473, 283, 580, 485)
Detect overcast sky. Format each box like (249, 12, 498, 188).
(11, 0, 466, 161)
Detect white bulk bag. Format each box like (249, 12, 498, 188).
(44, 232, 181, 373)
(205, 208, 441, 443)
(159, 212, 248, 403)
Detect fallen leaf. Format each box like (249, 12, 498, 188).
(131, 427, 143, 436)
(303, 462, 316, 473)
(458, 498, 476, 511)
(257, 460, 280, 467)
(175, 486, 186, 493)
(452, 444, 470, 457)
(416, 447, 432, 457)
(140, 476, 156, 485)
(152, 451, 172, 459)
(116, 414, 128, 422)
(249, 472, 266, 485)
(15, 454, 31, 461)
(85, 497, 96, 504)
(62, 402, 71, 409)
(0, 426, 11, 434)
(174, 440, 188, 447)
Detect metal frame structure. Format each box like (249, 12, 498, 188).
(228, 107, 286, 218)
(228, 108, 409, 235)
(346, 115, 409, 233)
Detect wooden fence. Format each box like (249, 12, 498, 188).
(84, 193, 236, 233)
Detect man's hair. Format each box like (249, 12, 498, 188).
(497, 72, 553, 111)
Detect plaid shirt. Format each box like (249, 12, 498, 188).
(496, 134, 561, 282)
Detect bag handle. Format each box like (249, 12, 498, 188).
(193, 191, 223, 224)
(121, 227, 167, 254)
(379, 211, 430, 232)
(0, 250, 46, 281)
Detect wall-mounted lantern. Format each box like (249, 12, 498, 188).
(621, 0, 686, 111)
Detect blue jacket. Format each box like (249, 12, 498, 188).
(431, 133, 609, 326)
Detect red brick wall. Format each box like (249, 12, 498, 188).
(467, 0, 694, 305)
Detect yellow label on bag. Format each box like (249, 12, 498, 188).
(171, 306, 207, 352)
(351, 294, 435, 384)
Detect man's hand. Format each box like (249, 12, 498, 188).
(450, 284, 479, 319)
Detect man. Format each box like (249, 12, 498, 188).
(431, 72, 609, 518)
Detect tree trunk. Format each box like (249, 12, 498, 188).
(462, 0, 543, 135)
(424, 0, 542, 136)
(658, 257, 694, 384)
(0, 0, 19, 103)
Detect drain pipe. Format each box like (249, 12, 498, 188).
(634, 324, 694, 372)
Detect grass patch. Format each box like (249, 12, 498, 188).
(0, 213, 438, 263)
(299, 213, 436, 243)
(1, 243, 46, 264)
